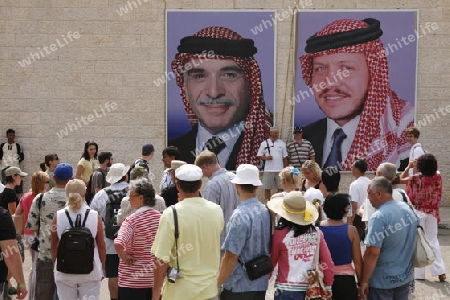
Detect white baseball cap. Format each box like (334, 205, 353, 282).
(175, 164, 202, 181)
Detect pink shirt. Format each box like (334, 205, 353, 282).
(19, 192, 36, 235)
(406, 173, 442, 222)
(270, 227, 334, 291)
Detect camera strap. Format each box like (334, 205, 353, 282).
(171, 206, 180, 271)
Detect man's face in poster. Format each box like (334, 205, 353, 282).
(183, 58, 250, 134)
(311, 52, 370, 127)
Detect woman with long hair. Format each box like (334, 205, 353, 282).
(320, 193, 363, 299)
(75, 141, 99, 184)
(50, 179, 106, 299)
(402, 154, 446, 282)
(300, 160, 327, 197)
(268, 191, 334, 299)
(16, 171, 50, 300)
(39, 154, 59, 189)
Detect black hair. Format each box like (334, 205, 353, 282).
(98, 152, 113, 164)
(322, 167, 340, 193)
(323, 193, 351, 220)
(177, 180, 201, 193)
(162, 146, 180, 159)
(238, 184, 258, 193)
(6, 129, 15, 135)
(276, 217, 315, 237)
(417, 154, 438, 177)
(81, 141, 98, 160)
(353, 159, 368, 174)
(40, 153, 59, 171)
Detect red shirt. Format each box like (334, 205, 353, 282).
(406, 173, 442, 222)
(19, 192, 36, 235)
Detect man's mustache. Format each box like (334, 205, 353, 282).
(198, 97, 235, 106)
(319, 87, 351, 98)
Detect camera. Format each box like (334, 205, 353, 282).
(166, 267, 182, 283)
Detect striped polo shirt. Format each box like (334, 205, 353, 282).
(115, 207, 161, 288)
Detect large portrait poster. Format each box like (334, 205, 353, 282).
(166, 10, 276, 170)
(294, 10, 418, 171)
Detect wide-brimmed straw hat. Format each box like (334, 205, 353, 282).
(267, 191, 318, 226)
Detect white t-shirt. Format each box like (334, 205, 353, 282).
(362, 189, 404, 222)
(408, 142, 426, 176)
(349, 176, 370, 210)
(257, 139, 287, 172)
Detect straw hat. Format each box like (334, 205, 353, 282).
(267, 191, 318, 226)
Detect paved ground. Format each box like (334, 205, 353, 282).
(13, 207, 450, 299)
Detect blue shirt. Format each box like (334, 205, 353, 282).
(203, 168, 240, 245)
(222, 197, 271, 292)
(365, 200, 418, 289)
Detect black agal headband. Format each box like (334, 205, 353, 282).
(177, 36, 257, 58)
(305, 18, 383, 53)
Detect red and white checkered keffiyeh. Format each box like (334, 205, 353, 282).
(172, 26, 272, 167)
(300, 19, 414, 171)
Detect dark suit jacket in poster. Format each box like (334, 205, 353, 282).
(168, 125, 244, 170)
(302, 118, 410, 171)
(302, 118, 327, 168)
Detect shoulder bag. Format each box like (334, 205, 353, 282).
(405, 201, 436, 268)
(238, 208, 273, 281)
(306, 229, 332, 300)
(31, 193, 44, 252)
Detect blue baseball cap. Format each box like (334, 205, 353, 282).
(54, 163, 73, 181)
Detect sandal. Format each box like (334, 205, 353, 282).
(439, 274, 446, 282)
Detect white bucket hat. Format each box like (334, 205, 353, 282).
(230, 164, 262, 186)
(106, 163, 130, 184)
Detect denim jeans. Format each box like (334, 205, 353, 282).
(368, 282, 410, 300)
(274, 289, 306, 300)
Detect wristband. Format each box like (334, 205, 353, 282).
(17, 283, 26, 288)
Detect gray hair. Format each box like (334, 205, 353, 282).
(370, 176, 393, 195)
(129, 178, 155, 207)
(376, 162, 397, 182)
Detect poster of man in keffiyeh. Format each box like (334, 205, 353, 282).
(294, 10, 418, 172)
(166, 10, 275, 170)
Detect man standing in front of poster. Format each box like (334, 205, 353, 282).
(168, 26, 272, 170)
(300, 18, 414, 171)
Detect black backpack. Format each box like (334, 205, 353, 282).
(127, 159, 149, 182)
(104, 187, 128, 239)
(57, 208, 95, 274)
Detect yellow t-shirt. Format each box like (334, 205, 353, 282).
(151, 197, 224, 300)
(77, 158, 99, 183)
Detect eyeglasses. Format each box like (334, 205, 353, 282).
(129, 193, 140, 198)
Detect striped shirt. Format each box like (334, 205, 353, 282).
(114, 207, 161, 288)
(287, 139, 315, 168)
